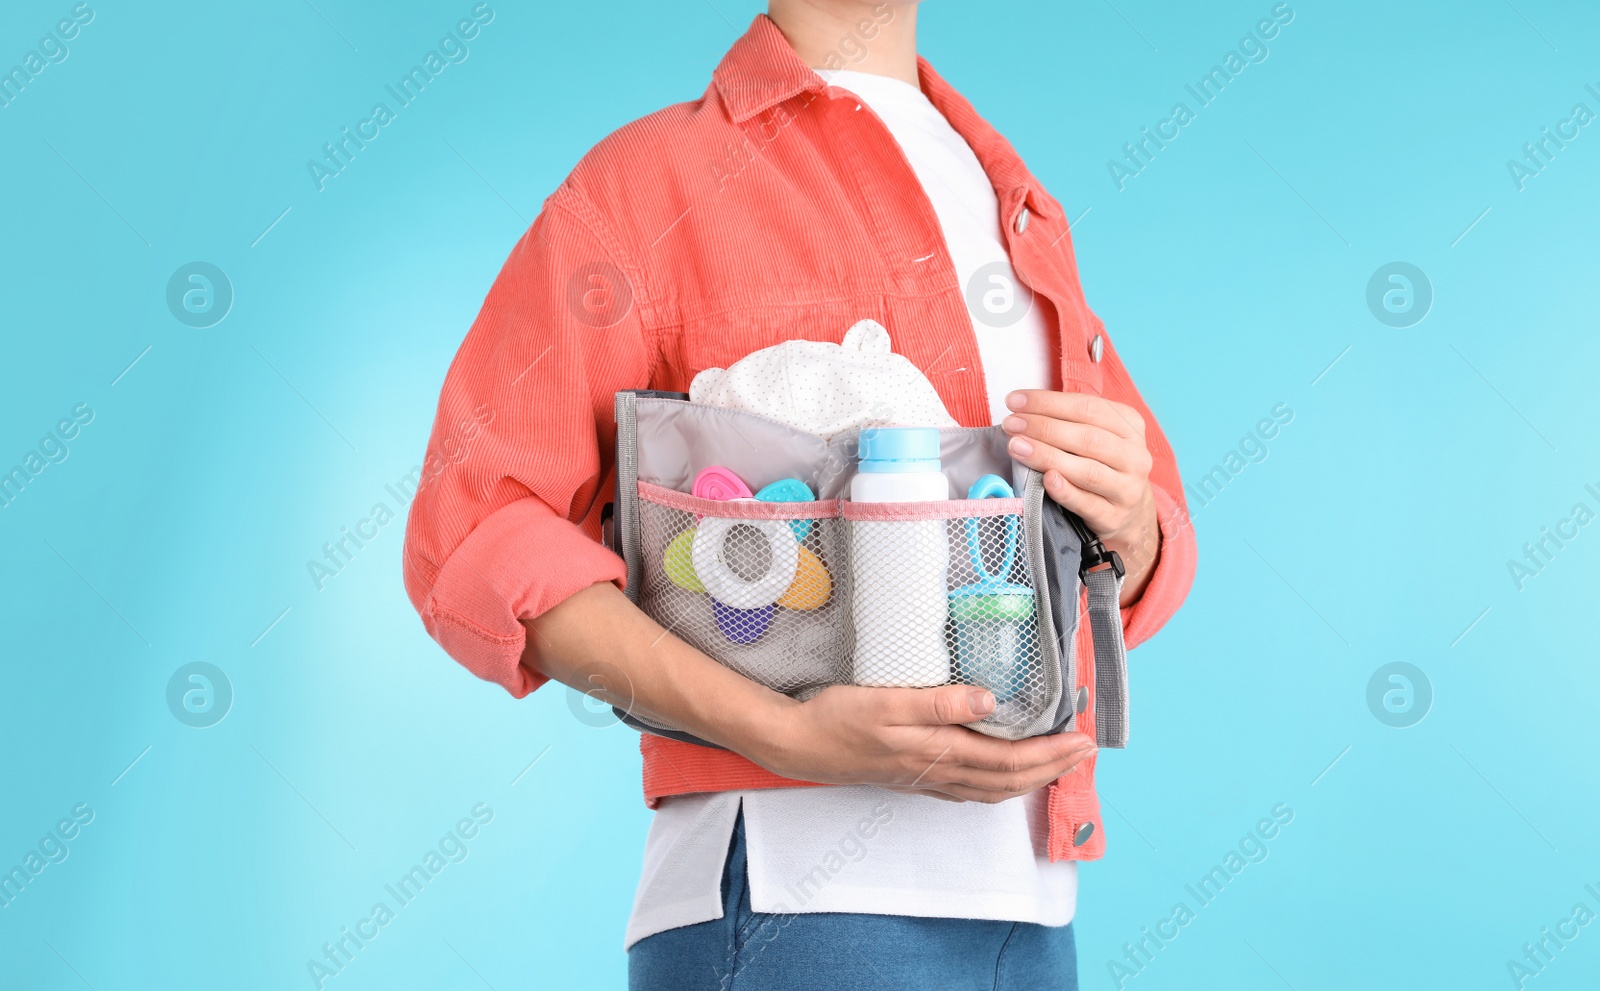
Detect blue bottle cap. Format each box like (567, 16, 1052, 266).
(858, 427, 942, 472)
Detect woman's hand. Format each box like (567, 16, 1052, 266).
(752, 683, 1096, 804)
(1000, 389, 1162, 603)
(529, 583, 1094, 803)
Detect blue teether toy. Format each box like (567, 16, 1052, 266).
(754, 478, 816, 541)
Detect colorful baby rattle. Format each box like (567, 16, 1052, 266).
(664, 466, 831, 643)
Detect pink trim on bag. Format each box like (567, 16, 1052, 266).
(840, 497, 1024, 522)
(638, 481, 843, 520)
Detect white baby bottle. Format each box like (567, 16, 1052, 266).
(849, 427, 951, 687)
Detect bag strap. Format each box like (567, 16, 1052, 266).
(1083, 562, 1129, 748)
(1062, 511, 1130, 749)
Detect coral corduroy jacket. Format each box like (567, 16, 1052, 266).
(403, 14, 1196, 862)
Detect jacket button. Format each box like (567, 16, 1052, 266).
(1089, 334, 1104, 363)
(1015, 205, 1029, 234)
(1073, 821, 1095, 846)
(1075, 687, 1088, 714)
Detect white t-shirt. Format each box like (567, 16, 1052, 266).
(625, 68, 1069, 950)
(821, 71, 1057, 422)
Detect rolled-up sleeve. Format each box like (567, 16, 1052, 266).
(402, 186, 651, 696)
(1095, 324, 1198, 650)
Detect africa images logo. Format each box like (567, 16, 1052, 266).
(305, 4, 495, 191)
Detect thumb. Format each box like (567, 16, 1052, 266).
(910, 684, 995, 726)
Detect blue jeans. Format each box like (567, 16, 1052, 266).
(628, 813, 1077, 991)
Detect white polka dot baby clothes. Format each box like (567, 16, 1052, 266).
(687, 320, 959, 439)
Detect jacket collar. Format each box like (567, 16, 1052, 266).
(711, 15, 1059, 220)
(711, 15, 827, 125)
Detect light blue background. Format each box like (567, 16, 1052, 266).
(2, 1, 1597, 988)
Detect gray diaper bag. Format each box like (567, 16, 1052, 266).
(602, 390, 1131, 748)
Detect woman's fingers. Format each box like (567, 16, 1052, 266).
(881, 682, 997, 727)
(900, 730, 1096, 799)
(1006, 390, 1145, 440)
(1040, 470, 1118, 528)
(939, 729, 1095, 774)
(1006, 433, 1142, 508)
(882, 786, 967, 802)
(918, 782, 1046, 804)
(1002, 413, 1144, 472)
(791, 685, 1098, 803)
(917, 750, 1095, 803)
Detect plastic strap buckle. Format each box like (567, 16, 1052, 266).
(1080, 542, 1125, 581)
(1063, 507, 1126, 580)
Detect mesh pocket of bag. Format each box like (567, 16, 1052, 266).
(635, 483, 848, 695)
(842, 500, 1050, 735)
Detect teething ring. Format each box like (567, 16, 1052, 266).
(692, 516, 799, 609)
